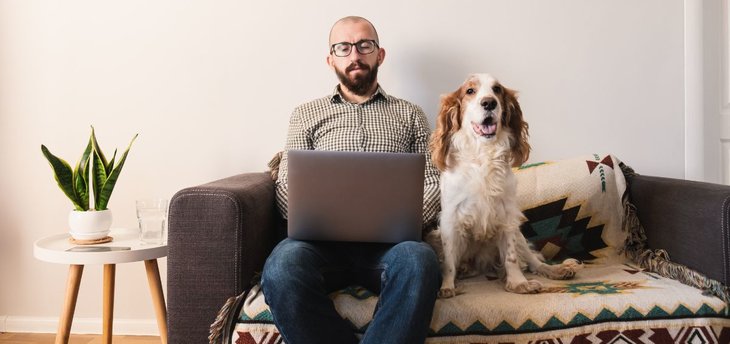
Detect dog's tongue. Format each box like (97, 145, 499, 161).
(474, 122, 497, 136)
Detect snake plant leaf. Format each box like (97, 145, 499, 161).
(90, 126, 109, 171)
(92, 147, 108, 205)
(95, 134, 138, 210)
(90, 126, 109, 201)
(106, 148, 117, 175)
(41, 145, 86, 211)
(72, 139, 93, 210)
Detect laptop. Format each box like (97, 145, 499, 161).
(287, 150, 425, 243)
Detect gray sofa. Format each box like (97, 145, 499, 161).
(167, 169, 730, 343)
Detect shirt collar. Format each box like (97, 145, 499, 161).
(330, 85, 388, 104)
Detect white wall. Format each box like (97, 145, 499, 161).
(0, 0, 684, 335)
(686, 0, 729, 184)
(699, 0, 730, 185)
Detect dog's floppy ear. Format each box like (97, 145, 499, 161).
(502, 87, 530, 167)
(429, 88, 462, 171)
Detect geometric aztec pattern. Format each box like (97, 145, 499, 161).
(233, 325, 730, 344)
(555, 326, 730, 344)
(239, 302, 729, 337)
(538, 280, 649, 295)
(235, 332, 282, 344)
(520, 197, 609, 262)
(428, 303, 727, 336)
(586, 153, 614, 192)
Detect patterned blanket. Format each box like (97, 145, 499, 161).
(216, 154, 730, 344)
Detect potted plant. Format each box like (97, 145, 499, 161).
(41, 126, 137, 240)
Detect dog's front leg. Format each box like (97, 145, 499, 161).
(438, 223, 465, 298)
(499, 229, 541, 293)
(515, 232, 582, 280)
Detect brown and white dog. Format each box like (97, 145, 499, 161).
(428, 73, 580, 298)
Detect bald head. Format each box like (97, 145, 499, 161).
(328, 16, 379, 46)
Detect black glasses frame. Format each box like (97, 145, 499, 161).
(330, 39, 379, 57)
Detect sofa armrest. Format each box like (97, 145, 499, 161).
(167, 172, 282, 344)
(629, 174, 730, 286)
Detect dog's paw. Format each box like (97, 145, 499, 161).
(438, 287, 457, 298)
(536, 259, 583, 280)
(505, 279, 542, 294)
(438, 279, 458, 298)
(561, 258, 583, 270)
(557, 258, 583, 279)
(555, 258, 583, 279)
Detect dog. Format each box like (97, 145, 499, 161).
(427, 73, 581, 298)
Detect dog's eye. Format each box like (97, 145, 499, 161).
(492, 85, 502, 94)
(465, 88, 475, 95)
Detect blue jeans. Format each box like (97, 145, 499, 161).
(261, 238, 441, 344)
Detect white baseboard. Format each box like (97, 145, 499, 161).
(1, 315, 159, 335)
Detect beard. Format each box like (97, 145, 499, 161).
(335, 60, 380, 96)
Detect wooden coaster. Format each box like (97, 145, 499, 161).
(69, 236, 113, 245)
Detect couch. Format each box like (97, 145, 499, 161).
(167, 154, 730, 344)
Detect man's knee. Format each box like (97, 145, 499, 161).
(262, 239, 322, 285)
(387, 241, 440, 279)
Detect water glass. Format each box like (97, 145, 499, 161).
(136, 198, 168, 245)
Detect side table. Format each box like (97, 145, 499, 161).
(34, 230, 168, 344)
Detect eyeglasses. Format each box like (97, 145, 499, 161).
(330, 39, 379, 57)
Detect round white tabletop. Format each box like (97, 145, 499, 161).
(34, 229, 167, 265)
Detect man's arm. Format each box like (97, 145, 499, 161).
(411, 106, 441, 227)
(275, 110, 312, 219)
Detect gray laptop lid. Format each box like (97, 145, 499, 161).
(287, 150, 425, 243)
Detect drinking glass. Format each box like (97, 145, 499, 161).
(135, 198, 168, 245)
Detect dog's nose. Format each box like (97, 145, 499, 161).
(481, 98, 497, 111)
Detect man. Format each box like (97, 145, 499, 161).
(261, 16, 441, 344)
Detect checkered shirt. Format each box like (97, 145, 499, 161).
(275, 85, 441, 227)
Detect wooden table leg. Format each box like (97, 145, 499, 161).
(145, 259, 168, 344)
(56, 264, 84, 344)
(103, 264, 116, 344)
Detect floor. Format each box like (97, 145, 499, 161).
(0, 333, 161, 343)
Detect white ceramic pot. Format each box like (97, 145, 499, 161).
(68, 209, 113, 240)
